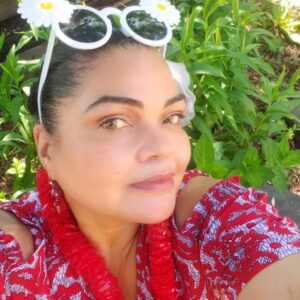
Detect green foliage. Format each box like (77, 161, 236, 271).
(0, 31, 42, 199)
(168, 0, 300, 194)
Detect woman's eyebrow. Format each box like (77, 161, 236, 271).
(84, 93, 186, 113)
(165, 93, 186, 107)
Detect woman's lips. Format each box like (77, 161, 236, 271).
(130, 173, 175, 191)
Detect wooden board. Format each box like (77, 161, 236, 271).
(0, 0, 18, 22)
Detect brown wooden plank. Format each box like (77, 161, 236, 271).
(0, 0, 18, 22)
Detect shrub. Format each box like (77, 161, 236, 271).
(0, 32, 39, 199)
(168, 0, 300, 194)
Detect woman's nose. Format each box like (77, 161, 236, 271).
(136, 125, 172, 162)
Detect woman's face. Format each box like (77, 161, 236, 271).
(38, 46, 191, 224)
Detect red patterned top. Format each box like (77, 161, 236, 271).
(1, 170, 300, 299)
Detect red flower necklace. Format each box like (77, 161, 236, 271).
(37, 169, 178, 299)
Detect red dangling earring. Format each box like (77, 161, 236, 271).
(49, 180, 63, 214)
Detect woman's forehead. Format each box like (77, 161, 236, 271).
(92, 46, 172, 81)
(78, 46, 180, 102)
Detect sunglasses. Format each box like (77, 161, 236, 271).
(53, 5, 173, 49)
(18, 0, 182, 123)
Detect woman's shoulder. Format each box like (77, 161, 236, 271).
(175, 170, 220, 228)
(174, 169, 278, 231)
(0, 191, 43, 226)
(0, 191, 46, 264)
(0, 193, 55, 297)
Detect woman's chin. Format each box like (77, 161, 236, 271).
(136, 201, 176, 224)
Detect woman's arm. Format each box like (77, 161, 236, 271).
(0, 210, 34, 261)
(238, 253, 300, 300)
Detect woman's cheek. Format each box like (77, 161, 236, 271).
(177, 130, 191, 169)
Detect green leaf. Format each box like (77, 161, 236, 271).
(232, 0, 240, 23)
(226, 51, 274, 75)
(266, 109, 300, 123)
(203, 0, 226, 20)
(246, 90, 269, 104)
(182, 6, 202, 49)
(282, 150, 300, 167)
(278, 137, 290, 157)
(232, 149, 247, 168)
(203, 76, 228, 98)
(272, 167, 287, 195)
(275, 91, 300, 99)
(244, 147, 261, 167)
(2, 132, 26, 144)
(230, 67, 251, 89)
(190, 62, 225, 78)
(249, 28, 278, 39)
(16, 33, 33, 52)
(0, 33, 5, 51)
(194, 134, 215, 170)
(111, 15, 121, 28)
(224, 115, 239, 132)
(246, 166, 273, 188)
(267, 122, 287, 136)
(262, 139, 280, 167)
(209, 161, 228, 178)
(229, 90, 256, 126)
(250, 57, 274, 75)
(192, 116, 214, 140)
(242, 43, 261, 54)
(228, 168, 244, 177)
(207, 94, 225, 120)
(213, 142, 224, 160)
(287, 68, 300, 90)
(192, 45, 226, 55)
(31, 25, 40, 41)
(271, 68, 287, 101)
(0, 141, 23, 151)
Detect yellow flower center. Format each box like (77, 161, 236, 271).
(157, 3, 167, 11)
(40, 2, 54, 10)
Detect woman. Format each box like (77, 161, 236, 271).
(1, 1, 300, 299)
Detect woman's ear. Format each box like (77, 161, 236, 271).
(33, 124, 56, 179)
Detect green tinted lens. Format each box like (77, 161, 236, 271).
(126, 10, 167, 41)
(59, 9, 107, 43)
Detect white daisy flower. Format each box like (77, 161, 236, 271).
(18, 0, 74, 28)
(139, 0, 181, 27)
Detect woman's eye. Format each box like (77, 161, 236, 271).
(164, 113, 184, 125)
(100, 118, 128, 130)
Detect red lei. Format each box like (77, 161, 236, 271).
(37, 169, 178, 299)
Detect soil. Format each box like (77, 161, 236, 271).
(0, 159, 14, 199)
(288, 166, 300, 195)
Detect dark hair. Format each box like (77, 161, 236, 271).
(28, 31, 151, 133)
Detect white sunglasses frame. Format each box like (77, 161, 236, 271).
(38, 5, 173, 123)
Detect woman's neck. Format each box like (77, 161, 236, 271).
(67, 199, 139, 270)
(69, 202, 139, 300)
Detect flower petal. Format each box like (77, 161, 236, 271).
(139, 0, 181, 27)
(17, 0, 74, 27)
